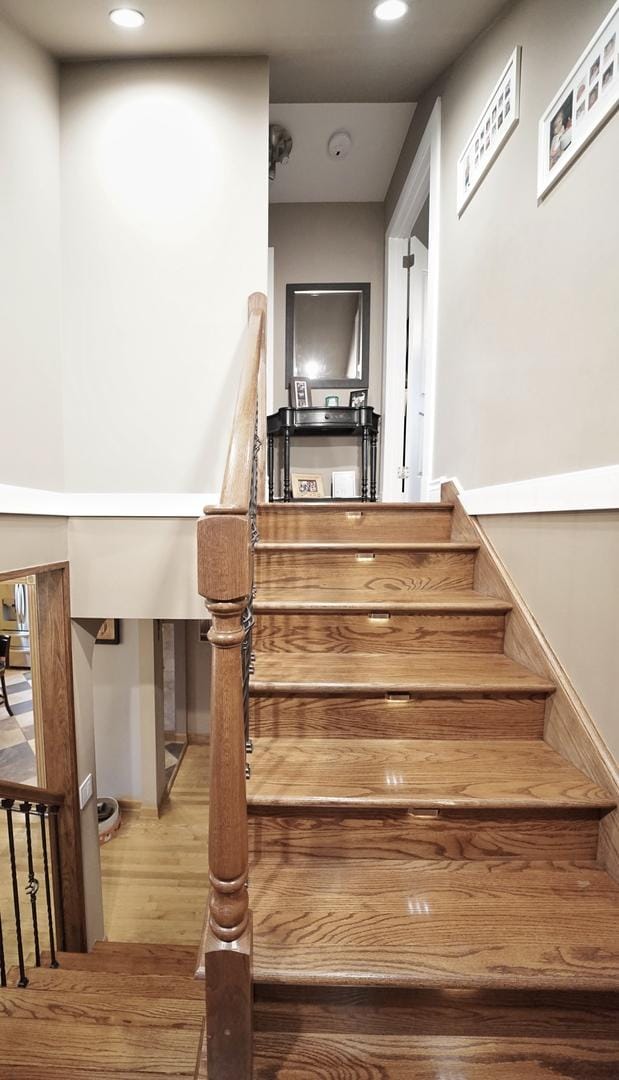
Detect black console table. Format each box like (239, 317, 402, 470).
(267, 406, 380, 502)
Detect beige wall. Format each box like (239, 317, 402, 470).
(269, 203, 384, 492)
(67, 518, 204, 619)
(484, 512, 619, 763)
(71, 620, 105, 948)
(185, 621, 211, 737)
(0, 16, 64, 489)
(59, 58, 269, 494)
(92, 619, 143, 800)
(385, 0, 619, 761)
(387, 0, 618, 489)
(0, 517, 68, 574)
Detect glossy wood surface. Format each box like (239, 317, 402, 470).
(247, 738, 614, 809)
(256, 548, 476, 593)
(250, 857, 619, 990)
(249, 807, 601, 863)
(0, 942, 204, 1080)
(251, 1032, 619, 1079)
(251, 651, 556, 695)
(254, 589, 511, 612)
(257, 503, 453, 543)
(250, 692, 547, 739)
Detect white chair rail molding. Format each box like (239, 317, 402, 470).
(432, 464, 619, 515)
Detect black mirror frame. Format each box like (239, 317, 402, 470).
(285, 282, 371, 390)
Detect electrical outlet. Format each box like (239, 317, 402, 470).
(79, 774, 93, 810)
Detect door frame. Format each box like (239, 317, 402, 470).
(381, 98, 442, 502)
(0, 561, 87, 950)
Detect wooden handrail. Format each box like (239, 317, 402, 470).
(205, 293, 266, 515)
(196, 291, 267, 1080)
(0, 779, 64, 807)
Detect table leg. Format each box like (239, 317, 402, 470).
(267, 435, 274, 503)
(283, 430, 292, 502)
(361, 428, 369, 502)
(370, 432, 378, 502)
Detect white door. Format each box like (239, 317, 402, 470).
(404, 238, 429, 501)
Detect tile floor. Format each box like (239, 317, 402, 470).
(0, 669, 37, 786)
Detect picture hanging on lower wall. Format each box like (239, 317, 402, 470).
(457, 46, 522, 215)
(538, 1, 619, 200)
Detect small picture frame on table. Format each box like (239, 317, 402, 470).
(349, 389, 368, 408)
(290, 379, 312, 408)
(291, 472, 325, 499)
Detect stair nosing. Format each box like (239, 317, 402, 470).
(255, 542, 479, 551)
(254, 597, 512, 614)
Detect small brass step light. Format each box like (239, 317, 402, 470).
(386, 693, 411, 703)
(368, 612, 391, 621)
(355, 552, 376, 561)
(407, 808, 440, 818)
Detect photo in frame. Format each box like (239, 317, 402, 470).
(457, 47, 522, 215)
(96, 619, 121, 645)
(290, 378, 312, 409)
(349, 389, 368, 408)
(291, 472, 325, 499)
(538, 1, 619, 199)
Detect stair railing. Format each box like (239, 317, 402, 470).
(197, 292, 267, 1080)
(0, 779, 65, 988)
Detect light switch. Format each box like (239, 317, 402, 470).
(79, 774, 94, 809)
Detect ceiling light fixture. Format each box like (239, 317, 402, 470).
(109, 8, 145, 29)
(374, 0, 408, 21)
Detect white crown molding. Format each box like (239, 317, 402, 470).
(0, 484, 218, 518)
(434, 466, 619, 515)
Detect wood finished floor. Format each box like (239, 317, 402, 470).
(100, 744, 209, 946)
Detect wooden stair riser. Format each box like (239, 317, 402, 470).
(250, 693, 547, 739)
(254, 984, 619, 1040)
(256, 549, 475, 593)
(253, 611, 505, 654)
(257, 506, 453, 543)
(248, 807, 602, 863)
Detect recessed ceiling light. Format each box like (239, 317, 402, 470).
(374, 0, 408, 21)
(109, 8, 145, 29)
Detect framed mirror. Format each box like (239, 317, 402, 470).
(286, 282, 370, 390)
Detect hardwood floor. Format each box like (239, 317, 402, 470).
(100, 744, 209, 946)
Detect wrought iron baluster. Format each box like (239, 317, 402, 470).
(37, 804, 59, 969)
(2, 798, 28, 987)
(21, 802, 41, 967)
(243, 418, 261, 780)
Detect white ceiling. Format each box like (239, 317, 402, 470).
(269, 103, 416, 203)
(0, 0, 513, 102)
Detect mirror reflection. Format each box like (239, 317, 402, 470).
(286, 283, 369, 389)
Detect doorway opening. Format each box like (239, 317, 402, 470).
(382, 99, 442, 502)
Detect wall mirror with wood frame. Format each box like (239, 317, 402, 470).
(286, 282, 370, 390)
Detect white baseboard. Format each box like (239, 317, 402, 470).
(433, 466, 619, 516)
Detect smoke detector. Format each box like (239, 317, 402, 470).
(327, 130, 352, 160)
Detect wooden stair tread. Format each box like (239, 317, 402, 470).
(258, 501, 454, 512)
(10, 966, 204, 998)
(0, 1017, 200, 1077)
(255, 589, 511, 612)
(251, 1032, 619, 1078)
(251, 651, 556, 695)
(42, 947, 197, 976)
(250, 858, 619, 991)
(0, 986, 203, 1027)
(256, 541, 478, 550)
(247, 738, 615, 809)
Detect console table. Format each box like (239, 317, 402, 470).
(267, 406, 380, 502)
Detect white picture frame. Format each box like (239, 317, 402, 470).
(457, 46, 522, 215)
(537, 1, 619, 200)
(332, 470, 357, 499)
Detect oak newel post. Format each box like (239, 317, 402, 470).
(196, 292, 266, 1080)
(198, 513, 253, 1080)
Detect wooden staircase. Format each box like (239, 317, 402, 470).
(0, 942, 204, 1079)
(239, 499, 619, 1077)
